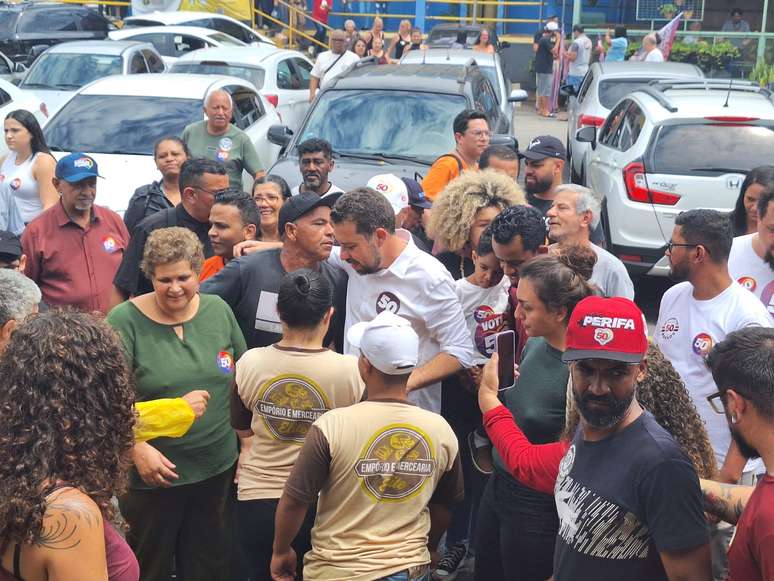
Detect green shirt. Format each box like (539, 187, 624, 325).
(107, 293, 247, 489)
(181, 120, 263, 189)
(493, 336, 569, 477)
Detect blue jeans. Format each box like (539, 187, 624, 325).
(378, 568, 430, 581)
(566, 74, 583, 92)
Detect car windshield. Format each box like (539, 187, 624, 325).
(172, 62, 264, 88)
(651, 124, 774, 175)
(598, 79, 657, 109)
(297, 90, 467, 164)
(45, 94, 202, 155)
(209, 32, 246, 46)
(22, 53, 122, 90)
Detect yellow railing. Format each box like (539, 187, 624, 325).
(254, 0, 330, 50)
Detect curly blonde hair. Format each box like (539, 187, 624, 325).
(140, 227, 204, 278)
(427, 169, 525, 252)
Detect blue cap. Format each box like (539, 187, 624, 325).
(55, 153, 102, 183)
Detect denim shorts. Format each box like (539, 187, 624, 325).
(536, 73, 553, 97)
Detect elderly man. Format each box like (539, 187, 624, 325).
(0, 269, 40, 352)
(546, 184, 634, 298)
(182, 89, 264, 189)
(309, 29, 360, 102)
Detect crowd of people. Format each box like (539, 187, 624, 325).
(0, 97, 773, 581)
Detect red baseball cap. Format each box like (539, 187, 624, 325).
(563, 296, 648, 364)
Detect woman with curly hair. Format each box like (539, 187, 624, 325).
(428, 168, 525, 280)
(107, 227, 246, 581)
(0, 310, 139, 581)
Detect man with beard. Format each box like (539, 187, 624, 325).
(729, 184, 774, 316)
(200, 190, 259, 281)
(655, 209, 772, 580)
(329, 187, 476, 413)
(703, 327, 774, 580)
(290, 138, 344, 197)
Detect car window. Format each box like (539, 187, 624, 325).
(0, 12, 18, 34)
(476, 78, 500, 127)
(598, 99, 630, 148)
(173, 34, 208, 56)
(209, 18, 250, 43)
(577, 70, 593, 103)
(0, 88, 11, 106)
(226, 86, 265, 129)
(0, 56, 11, 75)
(129, 52, 148, 74)
(479, 66, 500, 101)
(19, 9, 78, 33)
(142, 49, 165, 73)
(172, 62, 265, 89)
(126, 33, 169, 55)
(44, 94, 202, 155)
(78, 10, 108, 32)
(291, 58, 311, 89)
(122, 18, 160, 28)
(21, 53, 122, 89)
(651, 124, 774, 175)
(186, 17, 215, 29)
(597, 79, 660, 109)
(276, 58, 294, 90)
(618, 103, 646, 151)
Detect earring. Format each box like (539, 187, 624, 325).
(731, 414, 738, 424)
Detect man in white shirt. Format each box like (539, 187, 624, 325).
(564, 25, 591, 92)
(309, 29, 360, 101)
(329, 187, 476, 413)
(546, 184, 634, 298)
(729, 185, 774, 317)
(654, 208, 773, 581)
(642, 33, 665, 62)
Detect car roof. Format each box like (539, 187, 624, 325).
(43, 40, 144, 55)
(77, 73, 249, 97)
(111, 25, 229, 38)
(401, 48, 495, 66)
(125, 11, 238, 24)
(430, 23, 490, 32)
(332, 62, 472, 93)
(591, 61, 703, 78)
(633, 88, 774, 122)
(175, 45, 283, 64)
(0, 2, 82, 11)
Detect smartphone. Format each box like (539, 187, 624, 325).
(494, 330, 516, 391)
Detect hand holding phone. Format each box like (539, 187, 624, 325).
(495, 330, 516, 391)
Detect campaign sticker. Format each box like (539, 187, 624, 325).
(659, 317, 680, 340)
(692, 333, 713, 357)
(760, 280, 774, 318)
(102, 236, 118, 253)
(593, 328, 614, 346)
(738, 276, 757, 292)
(74, 157, 94, 169)
(9, 178, 21, 191)
(216, 351, 234, 374)
(376, 291, 401, 314)
(218, 137, 233, 151)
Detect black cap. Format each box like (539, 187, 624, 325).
(519, 135, 567, 161)
(401, 178, 432, 209)
(0, 230, 22, 259)
(279, 191, 343, 233)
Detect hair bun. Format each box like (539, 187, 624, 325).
(556, 244, 597, 281)
(294, 273, 311, 295)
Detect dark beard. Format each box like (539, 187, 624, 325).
(525, 174, 553, 196)
(669, 261, 689, 282)
(731, 426, 760, 460)
(573, 388, 634, 429)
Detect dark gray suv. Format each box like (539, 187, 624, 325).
(267, 59, 518, 191)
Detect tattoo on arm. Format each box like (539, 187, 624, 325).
(33, 498, 99, 550)
(702, 483, 745, 525)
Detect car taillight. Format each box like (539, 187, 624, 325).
(704, 116, 759, 122)
(623, 161, 680, 206)
(40, 102, 48, 117)
(578, 114, 605, 128)
(265, 94, 278, 107)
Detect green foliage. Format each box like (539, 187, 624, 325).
(625, 40, 740, 72)
(749, 62, 774, 87)
(659, 4, 677, 17)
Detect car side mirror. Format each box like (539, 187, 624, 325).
(576, 126, 597, 150)
(560, 83, 576, 97)
(13, 62, 26, 74)
(508, 89, 528, 103)
(267, 124, 293, 147)
(490, 133, 518, 152)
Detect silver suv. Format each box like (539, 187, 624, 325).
(578, 80, 774, 277)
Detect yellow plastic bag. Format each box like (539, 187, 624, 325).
(134, 398, 195, 442)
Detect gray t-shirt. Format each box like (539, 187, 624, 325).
(200, 247, 348, 350)
(568, 34, 592, 77)
(590, 244, 635, 299)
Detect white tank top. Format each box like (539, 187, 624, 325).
(0, 151, 42, 223)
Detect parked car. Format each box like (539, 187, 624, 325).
(0, 76, 48, 155)
(171, 46, 314, 132)
(43, 73, 281, 215)
(577, 79, 774, 277)
(400, 48, 526, 133)
(122, 11, 272, 46)
(0, 49, 26, 84)
(267, 59, 518, 191)
(0, 2, 113, 65)
(109, 25, 246, 67)
(426, 23, 506, 51)
(19, 40, 165, 115)
(565, 61, 704, 184)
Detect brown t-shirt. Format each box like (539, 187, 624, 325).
(285, 399, 463, 580)
(232, 345, 364, 500)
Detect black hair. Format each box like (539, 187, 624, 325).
(489, 205, 545, 251)
(573, 24, 584, 33)
(453, 109, 488, 136)
(675, 209, 733, 263)
(732, 165, 774, 234)
(5, 110, 50, 155)
(153, 136, 190, 159)
(730, 8, 743, 16)
(476, 225, 494, 256)
(178, 158, 227, 192)
(276, 268, 332, 328)
(480, 145, 518, 170)
(253, 174, 292, 200)
(297, 138, 333, 160)
(707, 327, 774, 419)
(410, 27, 422, 36)
(331, 187, 395, 236)
(213, 189, 259, 228)
(614, 25, 627, 39)
(757, 184, 774, 221)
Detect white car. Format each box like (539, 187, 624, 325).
(0, 77, 48, 156)
(18, 40, 165, 115)
(42, 73, 281, 215)
(122, 11, 273, 46)
(171, 46, 314, 132)
(109, 25, 247, 68)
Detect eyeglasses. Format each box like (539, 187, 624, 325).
(467, 130, 491, 139)
(707, 391, 725, 414)
(197, 185, 229, 198)
(665, 241, 702, 253)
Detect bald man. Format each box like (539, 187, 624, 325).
(309, 29, 360, 101)
(182, 89, 264, 188)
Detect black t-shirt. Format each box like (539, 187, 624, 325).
(113, 204, 213, 296)
(527, 193, 607, 246)
(199, 247, 347, 351)
(553, 412, 709, 581)
(394, 36, 409, 59)
(535, 35, 556, 74)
